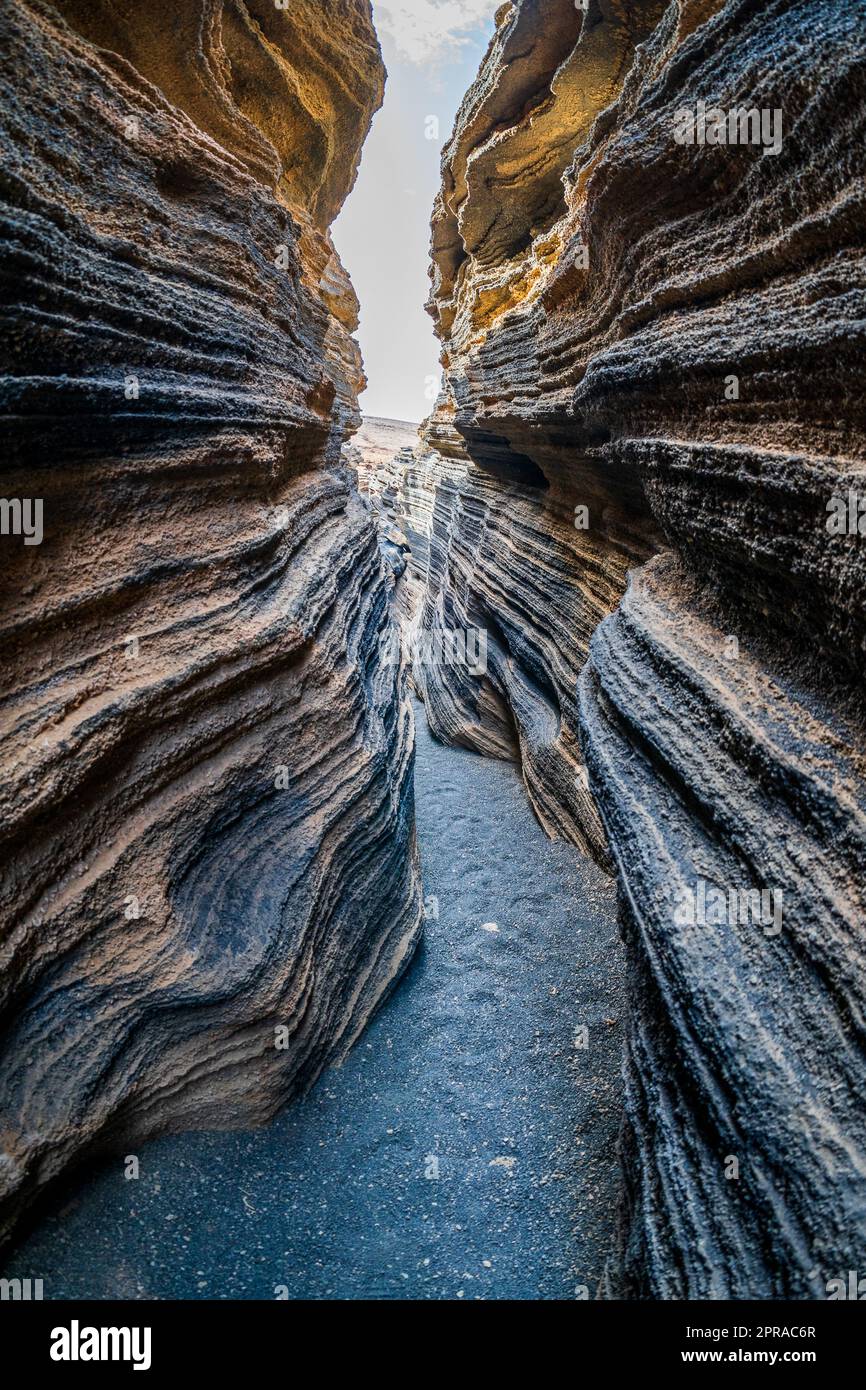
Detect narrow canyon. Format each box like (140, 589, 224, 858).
(1, 0, 865, 1302)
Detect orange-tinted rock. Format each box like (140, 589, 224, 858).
(0, 0, 421, 1244)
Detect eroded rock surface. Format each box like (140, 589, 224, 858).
(345, 416, 419, 496)
(409, 0, 866, 1297)
(343, 416, 418, 578)
(0, 0, 421, 1244)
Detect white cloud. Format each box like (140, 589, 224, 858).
(374, 0, 501, 65)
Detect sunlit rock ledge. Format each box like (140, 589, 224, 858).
(0, 0, 421, 1244)
(407, 0, 866, 1295)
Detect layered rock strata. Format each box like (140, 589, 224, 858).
(0, 0, 421, 1244)
(344, 416, 419, 496)
(410, 0, 866, 1296)
(343, 416, 418, 578)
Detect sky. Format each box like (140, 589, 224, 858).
(332, 0, 502, 424)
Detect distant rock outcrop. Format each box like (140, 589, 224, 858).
(345, 416, 420, 495)
(0, 0, 421, 1244)
(343, 416, 418, 578)
(407, 0, 866, 1297)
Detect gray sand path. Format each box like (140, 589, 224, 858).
(3, 701, 624, 1300)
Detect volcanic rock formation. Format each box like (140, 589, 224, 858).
(0, 0, 421, 1244)
(343, 416, 418, 578)
(345, 416, 419, 496)
(407, 0, 866, 1297)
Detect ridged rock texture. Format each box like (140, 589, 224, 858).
(407, 0, 866, 1297)
(0, 0, 421, 1244)
(343, 415, 418, 579)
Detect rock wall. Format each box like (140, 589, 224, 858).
(344, 416, 419, 497)
(0, 0, 421, 1244)
(410, 0, 866, 1297)
(343, 416, 418, 578)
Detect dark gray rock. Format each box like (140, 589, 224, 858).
(409, 0, 866, 1297)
